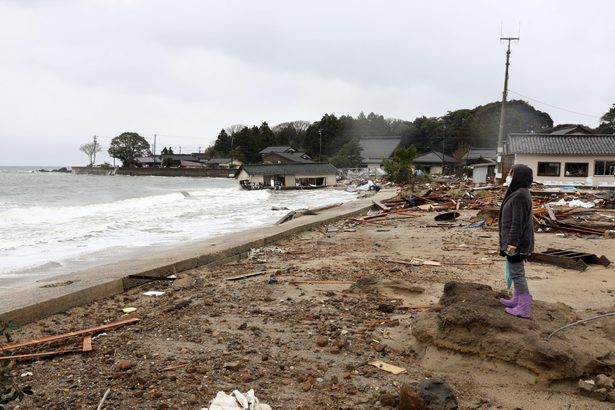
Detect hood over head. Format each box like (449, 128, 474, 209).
(504, 164, 533, 201)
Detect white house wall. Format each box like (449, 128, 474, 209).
(515, 154, 615, 186)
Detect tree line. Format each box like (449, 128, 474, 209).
(81, 101, 615, 167)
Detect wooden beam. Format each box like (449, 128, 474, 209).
(0, 317, 140, 352)
(289, 280, 355, 285)
(373, 200, 391, 212)
(0, 349, 83, 361)
(224, 271, 267, 281)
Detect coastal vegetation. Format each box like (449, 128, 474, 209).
(383, 146, 417, 183)
(88, 100, 614, 167)
(108, 133, 150, 166)
(205, 100, 557, 165)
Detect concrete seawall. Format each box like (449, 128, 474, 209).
(0, 190, 395, 325)
(72, 166, 236, 178)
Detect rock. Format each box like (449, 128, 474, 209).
(316, 335, 328, 347)
(372, 343, 386, 353)
(377, 303, 396, 313)
(399, 383, 426, 410)
(224, 361, 241, 371)
(414, 378, 458, 410)
(590, 388, 608, 401)
(335, 337, 347, 349)
(378, 392, 397, 407)
(302, 381, 312, 392)
(117, 360, 136, 371)
(595, 374, 614, 389)
(578, 379, 596, 396)
(607, 390, 615, 402)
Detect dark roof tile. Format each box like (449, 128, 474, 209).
(507, 134, 615, 155)
(240, 163, 338, 175)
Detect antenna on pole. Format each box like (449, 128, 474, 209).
(495, 34, 520, 183)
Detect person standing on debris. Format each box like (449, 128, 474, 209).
(499, 164, 534, 318)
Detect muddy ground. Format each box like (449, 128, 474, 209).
(3, 209, 615, 409)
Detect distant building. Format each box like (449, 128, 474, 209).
(413, 151, 455, 175)
(179, 160, 207, 168)
(504, 133, 615, 186)
(207, 158, 242, 169)
(236, 163, 338, 190)
(464, 148, 496, 165)
(259, 146, 297, 155)
(262, 151, 314, 164)
(258, 146, 314, 164)
(135, 156, 162, 167)
(357, 136, 402, 170)
(464, 148, 497, 184)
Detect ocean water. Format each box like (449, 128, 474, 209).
(0, 167, 356, 286)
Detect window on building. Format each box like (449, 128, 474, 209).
(594, 161, 615, 176)
(564, 162, 589, 177)
(537, 162, 561, 176)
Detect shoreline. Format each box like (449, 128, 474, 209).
(0, 189, 396, 325)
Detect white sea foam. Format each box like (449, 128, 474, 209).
(0, 170, 356, 284)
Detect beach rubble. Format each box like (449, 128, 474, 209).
(3, 187, 614, 408)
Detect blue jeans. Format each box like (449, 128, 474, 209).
(508, 259, 529, 294)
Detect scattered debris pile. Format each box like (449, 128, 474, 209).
(412, 282, 615, 381)
(578, 374, 615, 403)
(378, 378, 459, 409)
(357, 181, 615, 236)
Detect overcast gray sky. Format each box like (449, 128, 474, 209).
(1, 0, 614, 166)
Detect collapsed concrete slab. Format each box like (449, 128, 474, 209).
(412, 281, 615, 381)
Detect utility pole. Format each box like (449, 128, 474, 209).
(92, 135, 98, 166)
(495, 36, 519, 183)
(441, 125, 446, 175)
(153, 134, 157, 166)
(318, 129, 322, 162)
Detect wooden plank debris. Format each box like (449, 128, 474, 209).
(0, 317, 140, 352)
(383, 258, 441, 267)
(369, 360, 407, 374)
(398, 304, 434, 310)
(289, 280, 355, 285)
(224, 271, 267, 281)
(373, 200, 391, 212)
(0, 349, 83, 361)
(528, 248, 611, 271)
(82, 335, 93, 352)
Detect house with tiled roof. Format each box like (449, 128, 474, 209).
(358, 136, 402, 170)
(262, 151, 313, 164)
(504, 132, 615, 186)
(413, 150, 456, 175)
(236, 163, 338, 189)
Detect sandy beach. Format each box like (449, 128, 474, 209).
(2, 195, 615, 409)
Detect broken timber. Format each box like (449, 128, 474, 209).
(528, 248, 610, 271)
(289, 280, 355, 285)
(224, 271, 267, 281)
(0, 317, 140, 352)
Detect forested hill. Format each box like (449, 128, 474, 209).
(206, 100, 609, 166)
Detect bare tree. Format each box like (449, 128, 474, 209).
(291, 120, 311, 133)
(225, 124, 246, 136)
(451, 144, 470, 177)
(80, 141, 102, 166)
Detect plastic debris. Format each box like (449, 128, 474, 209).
(201, 389, 271, 410)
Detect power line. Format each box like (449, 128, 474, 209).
(508, 90, 602, 119)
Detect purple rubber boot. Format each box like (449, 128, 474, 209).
(500, 289, 520, 308)
(505, 293, 532, 319)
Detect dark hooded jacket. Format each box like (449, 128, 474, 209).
(499, 164, 534, 256)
